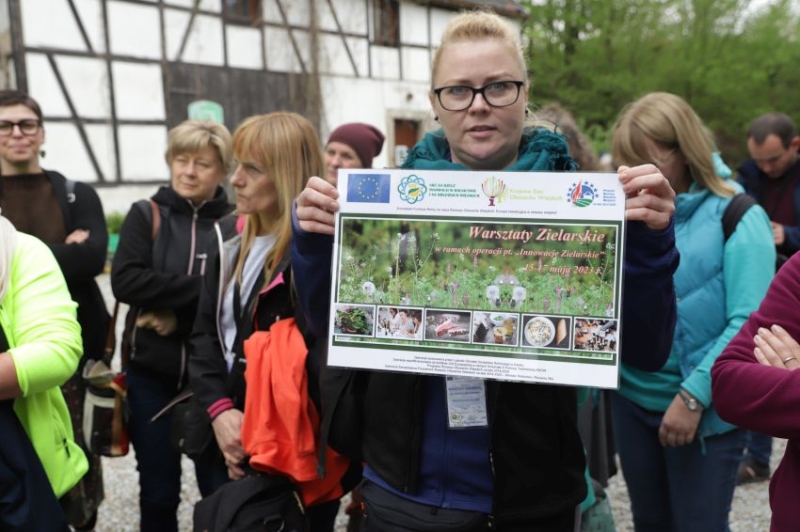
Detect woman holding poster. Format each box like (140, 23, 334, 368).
(610, 92, 775, 531)
(292, 11, 679, 531)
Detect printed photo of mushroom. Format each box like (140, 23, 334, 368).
(573, 319, 617, 352)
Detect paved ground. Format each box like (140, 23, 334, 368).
(93, 274, 778, 531)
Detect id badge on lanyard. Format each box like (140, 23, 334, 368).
(445, 376, 489, 429)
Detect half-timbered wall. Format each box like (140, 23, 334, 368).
(5, 0, 521, 214)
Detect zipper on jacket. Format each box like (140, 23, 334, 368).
(177, 211, 199, 389)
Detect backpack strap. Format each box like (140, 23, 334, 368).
(116, 199, 162, 369)
(722, 194, 757, 242)
(148, 199, 161, 239)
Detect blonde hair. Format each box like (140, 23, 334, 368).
(165, 120, 233, 173)
(611, 92, 734, 197)
(431, 10, 527, 89)
(231, 112, 324, 287)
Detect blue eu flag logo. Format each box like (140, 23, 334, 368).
(347, 174, 391, 203)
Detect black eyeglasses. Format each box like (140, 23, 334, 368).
(433, 81, 524, 111)
(0, 119, 41, 136)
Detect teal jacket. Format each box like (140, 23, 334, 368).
(621, 182, 775, 438)
(0, 233, 87, 497)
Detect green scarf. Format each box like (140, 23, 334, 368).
(401, 127, 577, 172)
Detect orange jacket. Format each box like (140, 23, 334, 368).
(241, 317, 350, 507)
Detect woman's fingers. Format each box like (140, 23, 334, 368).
(619, 165, 675, 231)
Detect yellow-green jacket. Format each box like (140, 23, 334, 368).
(1, 232, 87, 497)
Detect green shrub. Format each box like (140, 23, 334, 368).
(106, 212, 126, 234)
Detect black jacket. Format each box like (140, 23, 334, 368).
(111, 186, 233, 388)
(189, 216, 299, 412)
(189, 217, 361, 493)
(1, 171, 110, 366)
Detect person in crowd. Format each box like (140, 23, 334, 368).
(537, 102, 602, 173)
(111, 120, 234, 531)
(738, 113, 800, 261)
(0, 89, 107, 529)
(189, 112, 356, 532)
(324, 122, 385, 184)
(538, 101, 618, 530)
(712, 254, 800, 532)
(735, 112, 800, 482)
(292, 11, 678, 530)
(0, 212, 87, 528)
(610, 91, 775, 532)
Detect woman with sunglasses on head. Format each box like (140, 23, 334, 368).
(611, 92, 775, 532)
(0, 90, 107, 529)
(292, 11, 679, 530)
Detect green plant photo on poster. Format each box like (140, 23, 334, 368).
(336, 218, 618, 317)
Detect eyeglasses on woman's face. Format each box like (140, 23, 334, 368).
(0, 119, 41, 137)
(433, 81, 524, 112)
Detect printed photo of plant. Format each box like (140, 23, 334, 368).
(333, 304, 375, 336)
(336, 217, 618, 318)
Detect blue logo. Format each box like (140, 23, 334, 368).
(347, 174, 391, 203)
(567, 180, 597, 207)
(397, 175, 427, 204)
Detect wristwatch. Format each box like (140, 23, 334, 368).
(678, 389, 702, 412)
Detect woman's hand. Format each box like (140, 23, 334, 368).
(659, 392, 702, 447)
(754, 325, 800, 371)
(296, 176, 340, 235)
(211, 408, 246, 480)
(135, 310, 177, 336)
(618, 164, 676, 231)
(65, 229, 90, 244)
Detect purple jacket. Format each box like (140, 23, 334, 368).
(713, 253, 800, 532)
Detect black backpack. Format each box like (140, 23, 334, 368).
(192, 474, 307, 532)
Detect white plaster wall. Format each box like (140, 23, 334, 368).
(264, 27, 307, 73)
(400, 2, 428, 47)
(108, 1, 162, 59)
(226, 25, 264, 70)
(164, 9, 191, 59)
(165, 11, 225, 65)
(42, 121, 97, 180)
(165, 0, 221, 11)
(370, 46, 399, 80)
(319, 75, 431, 169)
(55, 55, 112, 119)
(183, 15, 225, 65)
(318, 0, 368, 35)
(21, 0, 86, 51)
(347, 36, 369, 76)
(118, 125, 169, 180)
(25, 53, 71, 118)
(73, 0, 106, 53)
(112, 62, 165, 120)
(85, 124, 117, 179)
(318, 33, 354, 76)
(429, 9, 451, 48)
(401, 47, 429, 83)
(264, 0, 311, 27)
(97, 184, 167, 217)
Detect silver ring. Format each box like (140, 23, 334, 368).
(783, 356, 796, 364)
